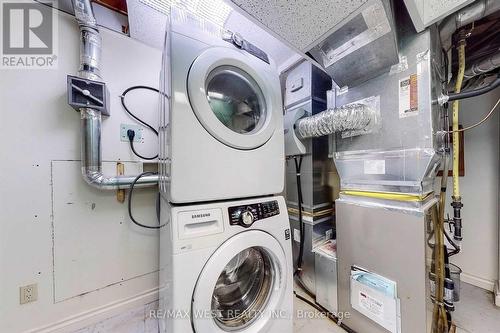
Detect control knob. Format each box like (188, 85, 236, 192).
(240, 208, 254, 227)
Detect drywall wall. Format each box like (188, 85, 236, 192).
(0, 4, 162, 332)
(445, 87, 500, 291)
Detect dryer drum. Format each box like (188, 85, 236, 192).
(206, 65, 267, 135)
(211, 247, 275, 329)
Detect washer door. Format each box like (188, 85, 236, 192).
(188, 47, 276, 150)
(191, 230, 287, 333)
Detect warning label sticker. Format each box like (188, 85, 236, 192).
(359, 291, 384, 319)
(293, 228, 301, 243)
(399, 74, 418, 118)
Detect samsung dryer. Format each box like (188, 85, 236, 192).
(159, 196, 293, 333)
(159, 7, 285, 203)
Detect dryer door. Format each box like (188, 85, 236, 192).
(188, 47, 278, 150)
(191, 230, 288, 333)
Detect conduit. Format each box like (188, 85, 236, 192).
(452, 41, 465, 199)
(451, 37, 466, 241)
(72, 0, 158, 189)
(295, 103, 374, 139)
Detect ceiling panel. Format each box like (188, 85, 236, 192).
(230, 0, 369, 51)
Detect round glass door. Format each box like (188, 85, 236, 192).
(187, 47, 278, 150)
(191, 230, 287, 333)
(205, 66, 266, 135)
(211, 247, 274, 330)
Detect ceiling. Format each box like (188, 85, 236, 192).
(229, 0, 370, 52)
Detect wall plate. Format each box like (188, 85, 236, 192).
(20, 284, 38, 304)
(120, 124, 143, 143)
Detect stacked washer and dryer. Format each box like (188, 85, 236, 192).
(158, 7, 293, 333)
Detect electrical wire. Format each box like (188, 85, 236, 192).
(120, 86, 160, 160)
(128, 172, 165, 229)
(446, 97, 500, 133)
(129, 140, 157, 160)
(293, 156, 305, 275)
(447, 74, 500, 102)
(127, 129, 157, 160)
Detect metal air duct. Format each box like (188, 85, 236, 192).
(295, 103, 375, 139)
(464, 52, 500, 79)
(71, 0, 158, 189)
(439, 0, 500, 51)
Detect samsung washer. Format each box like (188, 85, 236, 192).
(159, 196, 293, 333)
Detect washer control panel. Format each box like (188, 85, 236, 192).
(228, 200, 280, 227)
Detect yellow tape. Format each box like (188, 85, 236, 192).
(340, 190, 432, 202)
(287, 207, 333, 218)
(452, 42, 465, 199)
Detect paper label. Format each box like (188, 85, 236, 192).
(293, 228, 301, 243)
(399, 74, 418, 118)
(359, 291, 384, 319)
(364, 160, 385, 175)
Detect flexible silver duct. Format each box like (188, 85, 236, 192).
(72, 0, 158, 189)
(439, 0, 500, 51)
(464, 52, 500, 79)
(295, 103, 374, 139)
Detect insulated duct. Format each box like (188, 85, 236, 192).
(72, 0, 158, 189)
(464, 52, 500, 79)
(295, 104, 374, 139)
(439, 0, 500, 51)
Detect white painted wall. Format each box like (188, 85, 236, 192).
(445, 87, 500, 291)
(0, 5, 161, 332)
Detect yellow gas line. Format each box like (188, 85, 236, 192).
(452, 41, 466, 199)
(340, 190, 432, 202)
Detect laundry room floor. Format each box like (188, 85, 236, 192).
(293, 282, 500, 333)
(293, 295, 345, 333)
(73, 282, 500, 333)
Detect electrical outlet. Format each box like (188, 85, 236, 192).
(120, 124, 143, 142)
(20, 284, 38, 304)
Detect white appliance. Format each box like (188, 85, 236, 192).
(159, 196, 293, 333)
(160, 7, 285, 203)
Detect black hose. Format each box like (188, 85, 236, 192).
(444, 226, 461, 257)
(448, 74, 500, 102)
(294, 156, 305, 275)
(128, 172, 165, 229)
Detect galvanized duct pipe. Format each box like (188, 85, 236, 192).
(439, 0, 500, 51)
(295, 103, 374, 139)
(464, 52, 500, 79)
(72, 0, 158, 189)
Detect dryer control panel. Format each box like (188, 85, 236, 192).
(228, 200, 280, 228)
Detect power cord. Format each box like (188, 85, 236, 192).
(128, 172, 165, 229)
(120, 86, 160, 160)
(294, 156, 305, 275)
(127, 130, 157, 160)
